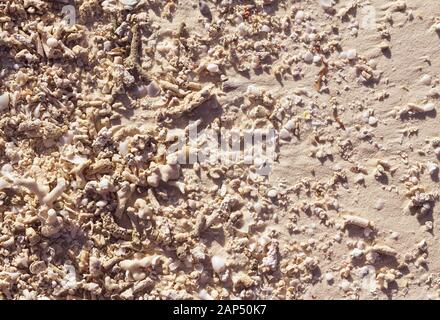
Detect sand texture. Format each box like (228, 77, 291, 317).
(1, 0, 440, 300)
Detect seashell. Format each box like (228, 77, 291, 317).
(267, 189, 278, 198)
(313, 55, 322, 64)
(361, 110, 370, 123)
(303, 51, 314, 64)
(422, 103, 435, 112)
(374, 199, 385, 210)
(260, 25, 271, 33)
(146, 81, 161, 97)
(96, 200, 107, 208)
(29, 261, 47, 274)
(284, 119, 296, 131)
(99, 178, 111, 191)
(426, 161, 439, 175)
(103, 40, 112, 51)
(0, 93, 9, 111)
(368, 116, 378, 126)
(238, 22, 248, 36)
(319, 0, 334, 10)
(120, 0, 139, 6)
(346, 49, 357, 60)
(421, 74, 432, 85)
(211, 256, 226, 273)
(350, 248, 364, 259)
(279, 128, 291, 140)
(46, 209, 58, 225)
(295, 10, 305, 21)
(206, 63, 220, 73)
(46, 37, 58, 48)
(118, 139, 130, 155)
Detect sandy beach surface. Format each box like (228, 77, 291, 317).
(1, 0, 440, 300)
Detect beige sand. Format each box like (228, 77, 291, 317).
(0, 0, 440, 300)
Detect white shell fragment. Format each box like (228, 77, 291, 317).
(46, 37, 58, 48)
(368, 116, 378, 126)
(207, 63, 220, 73)
(303, 51, 314, 63)
(295, 10, 305, 21)
(267, 189, 278, 198)
(421, 74, 432, 85)
(426, 162, 439, 176)
(0, 93, 9, 111)
(346, 49, 357, 60)
(120, 0, 139, 6)
(319, 0, 334, 10)
(211, 256, 226, 273)
(422, 103, 435, 112)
